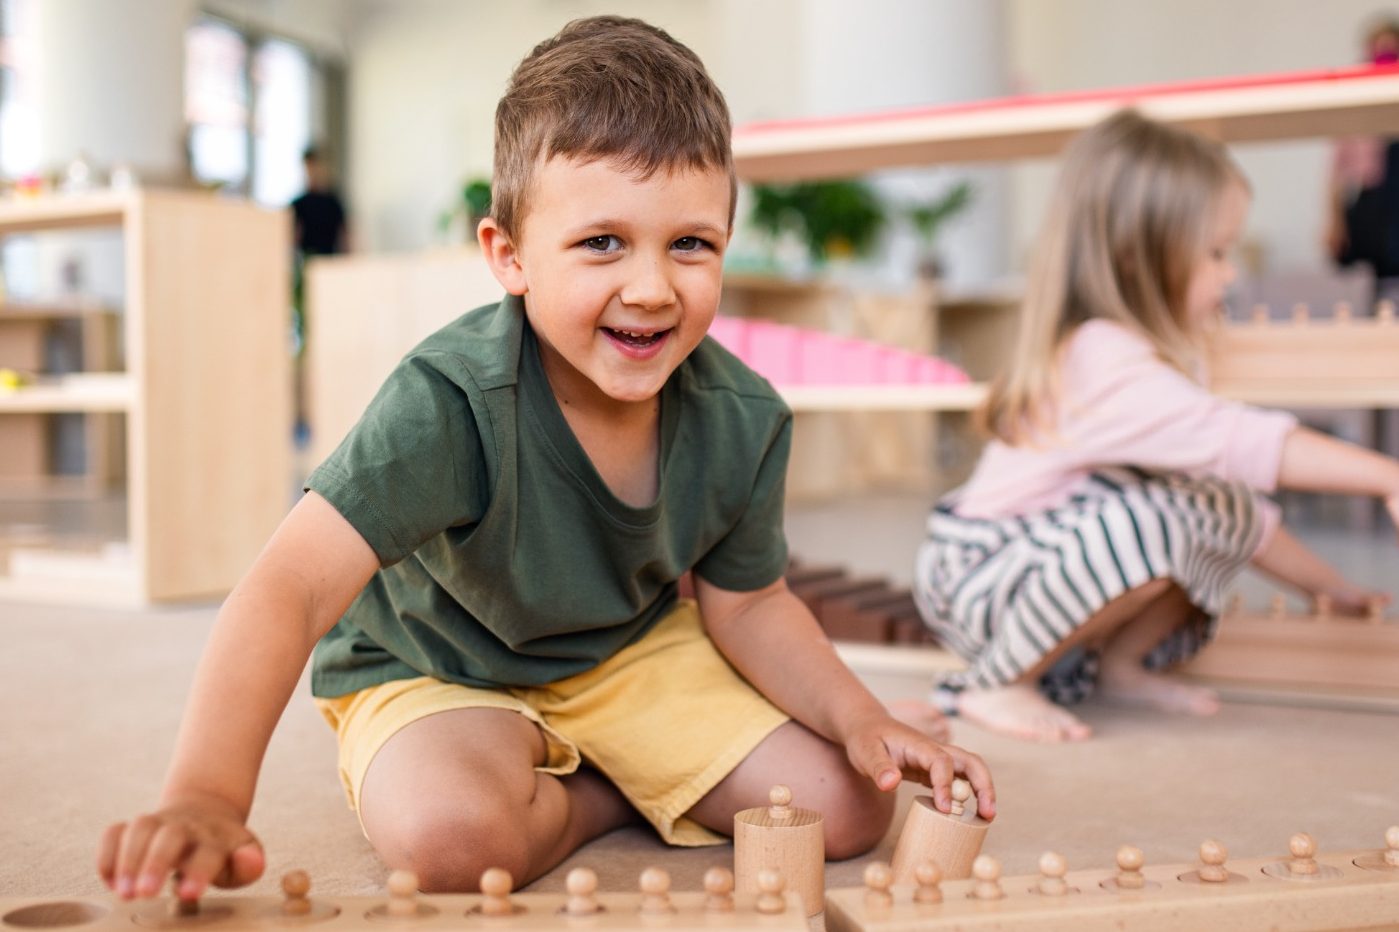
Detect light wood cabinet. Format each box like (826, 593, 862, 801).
(0, 190, 291, 605)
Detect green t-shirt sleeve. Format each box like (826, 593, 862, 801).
(693, 412, 792, 592)
(305, 352, 488, 566)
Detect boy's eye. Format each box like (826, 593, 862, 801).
(673, 236, 711, 252)
(581, 235, 621, 253)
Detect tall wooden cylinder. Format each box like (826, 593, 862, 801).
(734, 785, 824, 917)
(889, 794, 990, 883)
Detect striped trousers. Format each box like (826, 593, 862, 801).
(913, 468, 1264, 706)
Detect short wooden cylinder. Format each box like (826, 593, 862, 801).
(734, 804, 825, 917)
(889, 795, 990, 883)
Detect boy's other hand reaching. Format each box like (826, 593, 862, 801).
(98, 794, 264, 902)
(840, 712, 996, 821)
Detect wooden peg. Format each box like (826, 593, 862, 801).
(1250, 303, 1270, 324)
(639, 866, 673, 914)
(1269, 594, 1288, 619)
(1036, 852, 1069, 896)
(1313, 594, 1332, 622)
(386, 869, 419, 918)
(565, 868, 599, 916)
(949, 778, 972, 817)
(281, 870, 312, 916)
(1198, 840, 1229, 883)
(169, 875, 198, 918)
(970, 855, 1004, 901)
(734, 785, 824, 916)
(1379, 299, 1396, 323)
(1291, 302, 1310, 324)
(703, 867, 735, 913)
(480, 867, 516, 917)
(1225, 593, 1244, 616)
(1287, 833, 1319, 876)
(1115, 845, 1146, 890)
(1335, 301, 1353, 322)
(913, 861, 943, 905)
(1367, 597, 1387, 624)
(1385, 826, 1399, 868)
(755, 868, 787, 915)
(862, 862, 894, 910)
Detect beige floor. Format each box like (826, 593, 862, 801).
(2, 497, 1397, 925)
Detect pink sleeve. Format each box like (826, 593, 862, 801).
(1060, 323, 1298, 492)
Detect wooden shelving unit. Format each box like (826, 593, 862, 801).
(0, 190, 291, 605)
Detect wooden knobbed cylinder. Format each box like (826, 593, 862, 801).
(889, 779, 990, 883)
(733, 785, 824, 917)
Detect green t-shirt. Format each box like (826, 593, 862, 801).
(305, 294, 792, 697)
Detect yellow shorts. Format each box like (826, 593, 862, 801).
(314, 599, 788, 846)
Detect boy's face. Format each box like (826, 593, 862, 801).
(502, 156, 731, 408)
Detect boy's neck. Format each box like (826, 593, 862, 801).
(537, 339, 664, 509)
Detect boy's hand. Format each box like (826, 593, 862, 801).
(841, 713, 996, 821)
(98, 796, 264, 902)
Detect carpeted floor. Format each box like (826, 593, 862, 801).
(4, 595, 1397, 925)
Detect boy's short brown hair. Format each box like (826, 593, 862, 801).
(492, 16, 735, 240)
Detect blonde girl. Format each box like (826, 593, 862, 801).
(914, 110, 1399, 742)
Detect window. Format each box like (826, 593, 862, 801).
(0, 0, 38, 178)
(184, 15, 338, 207)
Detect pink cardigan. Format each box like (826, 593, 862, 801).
(953, 320, 1297, 554)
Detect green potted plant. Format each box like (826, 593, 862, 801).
(439, 177, 494, 242)
(747, 178, 888, 267)
(906, 181, 973, 279)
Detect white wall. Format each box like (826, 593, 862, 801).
(346, 2, 720, 252)
(1007, 0, 1398, 274)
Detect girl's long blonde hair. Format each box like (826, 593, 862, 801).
(981, 110, 1246, 445)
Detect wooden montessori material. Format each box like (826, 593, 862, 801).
(0, 867, 807, 931)
(889, 778, 990, 883)
(733, 785, 825, 917)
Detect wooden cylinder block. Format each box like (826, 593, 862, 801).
(889, 794, 990, 883)
(734, 786, 824, 917)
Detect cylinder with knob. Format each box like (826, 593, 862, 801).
(734, 784, 824, 917)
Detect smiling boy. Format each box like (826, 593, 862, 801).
(98, 16, 993, 899)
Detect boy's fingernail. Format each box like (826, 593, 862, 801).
(136, 874, 158, 896)
(116, 877, 134, 898)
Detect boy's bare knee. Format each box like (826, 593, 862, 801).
(377, 806, 529, 893)
(805, 768, 896, 860)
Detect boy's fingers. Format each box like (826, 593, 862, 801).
(948, 748, 997, 820)
(924, 751, 955, 812)
(177, 842, 231, 902)
(851, 735, 901, 791)
(97, 822, 125, 888)
(114, 815, 160, 898)
(214, 840, 266, 889)
(135, 824, 192, 897)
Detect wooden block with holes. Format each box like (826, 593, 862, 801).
(1180, 593, 1399, 701)
(825, 833, 1399, 932)
(0, 866, 807, 932)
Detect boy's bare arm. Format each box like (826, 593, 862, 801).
(98, 491, 379, 900)
(694, 576, 995, 820)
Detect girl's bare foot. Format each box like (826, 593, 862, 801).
(954, 684, 1092, 743)
(1098, 665, 1220, 715)
(887, 698, 952, 743)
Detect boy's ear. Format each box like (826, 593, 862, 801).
(477, 218, 528, 296)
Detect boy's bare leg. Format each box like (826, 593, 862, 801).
(684, 720, 895, 860)
(357, 707, 637, 892)
(1250, 524, 1390, 615)
(955, 578, 1182, 743)
(1096, 584, 1220, 715)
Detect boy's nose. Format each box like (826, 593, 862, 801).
(621, 257, 677, 310)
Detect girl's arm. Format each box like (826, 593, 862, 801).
(1250, 523, 1387, 613)
(1276, 426, 1399, 535)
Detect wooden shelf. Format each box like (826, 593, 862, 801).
(733, 63, 1399, 180)
(780, 383, 986, 412)
(0, 301, 120, 320)
(0, 190, 135, 233)
(0, 374, 133, 413)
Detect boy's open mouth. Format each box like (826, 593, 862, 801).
(603, 327, 671, 347)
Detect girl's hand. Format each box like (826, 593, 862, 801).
(841, 713, 995, 821)
(1321, 581, 1391, 617)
